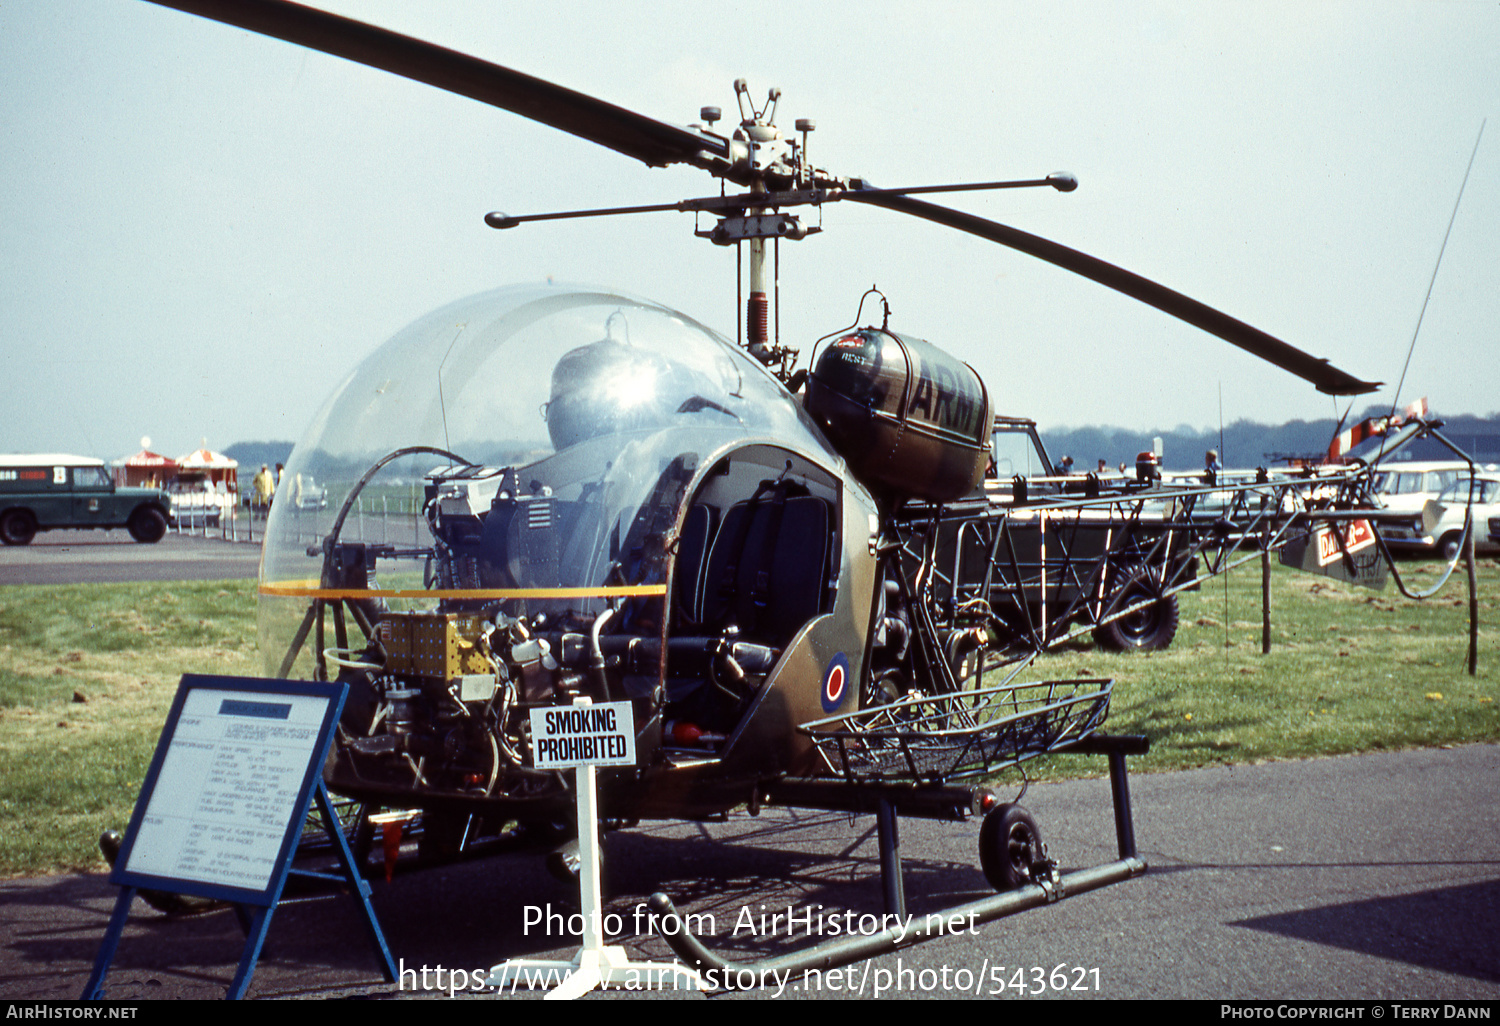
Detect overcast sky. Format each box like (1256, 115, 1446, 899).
(2, 0, 1496, 462)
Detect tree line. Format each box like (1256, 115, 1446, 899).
(1039, 407, 1500, 473)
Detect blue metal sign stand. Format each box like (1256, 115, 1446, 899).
(82, 674, 396, 1000)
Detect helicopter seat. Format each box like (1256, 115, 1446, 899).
(672, 502, 719, 630)
(696, 487, 832, 647)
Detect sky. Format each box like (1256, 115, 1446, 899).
(2, 0, 1497, 462)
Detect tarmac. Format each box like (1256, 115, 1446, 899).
(0, 530, 262, 585)
(0, 744, 1495, 1002)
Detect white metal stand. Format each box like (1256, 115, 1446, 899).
(488, 731, 705, 999)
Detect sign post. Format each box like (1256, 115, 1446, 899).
(488, 697, 704, 999)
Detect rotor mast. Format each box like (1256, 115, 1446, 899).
(702, 81, 806, 377)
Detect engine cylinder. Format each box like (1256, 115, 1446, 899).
(803, 328, 991, 502)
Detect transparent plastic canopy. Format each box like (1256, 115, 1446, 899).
(257, 283, 836, 676)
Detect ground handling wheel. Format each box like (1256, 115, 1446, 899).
(978, 803, 1047, 891)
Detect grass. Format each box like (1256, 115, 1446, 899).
(0, 581, 260, 877)
(0, 560, 1496, 876)
(1026, 557, 1499, 779)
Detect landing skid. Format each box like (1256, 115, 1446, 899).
(648, 733, 1148, 987)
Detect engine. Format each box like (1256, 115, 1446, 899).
(323, 459, 784, 811)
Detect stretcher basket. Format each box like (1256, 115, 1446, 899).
(800, 677, 1113, 785)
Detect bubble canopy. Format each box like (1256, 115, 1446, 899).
(257, 284, 835, 675)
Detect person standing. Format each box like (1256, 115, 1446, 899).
(252, 463, 275, 515)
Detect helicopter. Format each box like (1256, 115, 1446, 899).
(121, 0, 1435, 980)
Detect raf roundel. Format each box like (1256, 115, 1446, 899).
(821, 653, 851, 713)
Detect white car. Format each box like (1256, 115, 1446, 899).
(167, 481, 225, 528)
(290, 473, 329, 511)
(1420, 474, 1500, 559)
(1370, 461, 1470, 551)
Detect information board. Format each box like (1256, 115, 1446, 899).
(109, 675, 345, 906)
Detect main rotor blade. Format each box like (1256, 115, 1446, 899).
(846, 188, 1380, 396)
(148, 0, 733, 174)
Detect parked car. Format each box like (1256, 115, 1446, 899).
(1420, 474, 1500, 559)
(290, 472, 328, 511)
(1368, 460, 1472, 552)
(168, 480, 225, 528)
(0, 454, 172, 544)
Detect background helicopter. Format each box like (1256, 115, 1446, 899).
(18, 0, 1498, 966)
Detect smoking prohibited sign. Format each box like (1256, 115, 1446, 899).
(529, 700, 636, 769)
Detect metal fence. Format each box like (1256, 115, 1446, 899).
(172, 495, 427, 549)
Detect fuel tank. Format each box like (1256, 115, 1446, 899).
(803, 328, 991, 502)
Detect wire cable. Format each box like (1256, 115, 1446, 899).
(1388, 119, 1486, 420)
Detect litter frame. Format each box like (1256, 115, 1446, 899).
(801, 676, 1113, 785)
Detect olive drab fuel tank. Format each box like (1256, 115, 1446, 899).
(803, 328, 992, 503)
